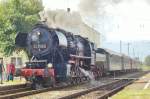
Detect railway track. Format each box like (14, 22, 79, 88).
(0, 81, 88, 99)
(57, 71, 149, 99)
(0, 71, 148, 99)
(59, 79, 132, 99)
(0, 87, 31, 95)
(0, 84, 27, 91)
(0, 84, 31, 99)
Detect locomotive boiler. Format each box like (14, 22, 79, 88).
(15, 23, 95, 89)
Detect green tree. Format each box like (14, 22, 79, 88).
(144, 55, 150, 66)
(0, 0, 43, 56)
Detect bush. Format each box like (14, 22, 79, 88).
(144, 55, 150, 66)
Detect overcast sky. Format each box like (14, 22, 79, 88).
(42, 0, 150, 42)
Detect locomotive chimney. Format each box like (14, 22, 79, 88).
(67, 8, 71, 13)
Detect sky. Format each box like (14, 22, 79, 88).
(105, 0, 150, 41)
(42, 0, 150, 60)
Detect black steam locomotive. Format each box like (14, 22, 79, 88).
(15, 23, 141, 89)
(16, 23, 96, 89)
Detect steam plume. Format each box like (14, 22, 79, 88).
(39, 9, 82, 33)
(39, 9, 100, 47)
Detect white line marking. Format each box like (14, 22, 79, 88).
(143, 79, 150, 89)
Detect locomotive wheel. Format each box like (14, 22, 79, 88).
(76, 77, 80, 84)
(71, 77, 76, 85)
(72, 78, 75, 84)
(79, 78, 82, 83)
(74, 77, 77, 84)
(82, 76, 87, 81)
(43, 76, 55, 87)
(66, 77, 71, 85)
(31, 76, 44, 90)
(77, 77, 81, 83)
(31, 81, 43, 90)
(76, 77, 79, 84)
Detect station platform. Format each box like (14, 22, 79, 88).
(0, 77, 26, 87)
(112, 71, 150, 99)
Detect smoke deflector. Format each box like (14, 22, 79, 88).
(15, 32, 27, 47)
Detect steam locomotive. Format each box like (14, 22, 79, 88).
(15, 23, 141, 89)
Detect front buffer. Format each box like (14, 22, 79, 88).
(21, 68, 55, 89)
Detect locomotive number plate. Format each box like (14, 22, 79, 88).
(33, 44, 47, 49)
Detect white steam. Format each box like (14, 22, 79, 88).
(79, 67, 103, 86)
(79, 0, 125, 16)
(78, 0, 126, 41)
(79, 0, 100, 16)
(79, 67, 94, 80)
(39, 9, 100, 47)
(39, 9, 81, 33)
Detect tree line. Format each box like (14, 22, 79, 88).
(144, 55, 150, 66)
(0, 0, 43, 56)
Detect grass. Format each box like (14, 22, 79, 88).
(112, 70, 150, 99)
(141, 65, 150, 71)
(112, 89, 150, 99)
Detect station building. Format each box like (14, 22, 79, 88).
(0, 50, 28, 69)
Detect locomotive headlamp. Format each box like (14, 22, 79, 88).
(37, 32, 41, 36)
(47, 63, 53, 68)
(31, 34, 38, 41)
(23, 64, 27, 67)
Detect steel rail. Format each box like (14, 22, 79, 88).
(58, 71, 149, 99)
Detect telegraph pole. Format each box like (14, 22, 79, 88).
(127, 43, 131, 56)
(120, 40, 122, 53)
(133, 48, 135, 58)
